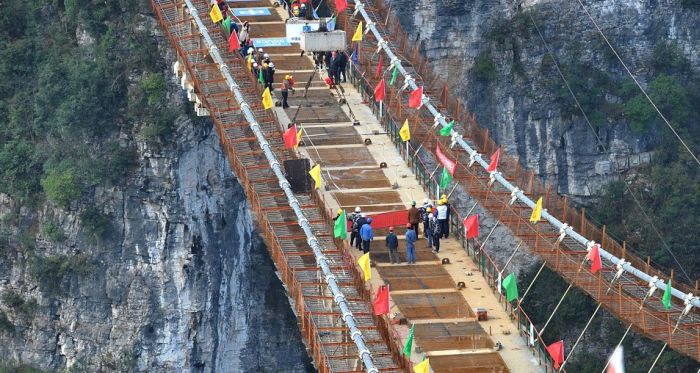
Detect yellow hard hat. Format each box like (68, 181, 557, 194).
(285, 75, 291, 80)
(441, 194, 447, 200)
(337, 208, 343, 215)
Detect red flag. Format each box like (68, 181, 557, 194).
(375, 55, 383, 79)
(335, 0, 347, 13)
(547, 340, 565, 369)
(373, 285, 390, 315)
(374, 79, 385, 103)
(587, 244, 602, 274)
(408, 86, 423, 108)
(487, 149, 500, 173)
(228, 30, 240, 52)
(283, 125, 298, 149)
(436, 145, 456, 176)
(463, 215, 478, 239)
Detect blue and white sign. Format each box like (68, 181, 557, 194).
(232, 7, 271, 16)
(253, 37, 292, 47)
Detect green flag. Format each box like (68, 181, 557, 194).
(662, 279, 672, 310)
(502, 273, 518, 302)
(439, 120, 454, 136)
(389, 64, 398, 86)
(403, 324, 414, 356)
(334, 210, 347, 239)
(439, 167, 452, 189)
(259, 68, 265, 84)
(222, 17, 231, 34)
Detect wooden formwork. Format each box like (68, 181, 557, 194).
(150, 0, 410, 372)
(333, 0, 700, 362)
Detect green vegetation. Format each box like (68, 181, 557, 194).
(0, 0, 174, 207)
(473, 52, 497, 82)
(30, 255, 96, 295)
(0, 311, 13, 333)
(2, 291, 38, 321)
(80, 207, 112, 241)
(42, 222, 66, 243)
(0, 361, 45, 373)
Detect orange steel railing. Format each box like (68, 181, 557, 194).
(150, 0, 410, 371)
(333, 0, 700, 362)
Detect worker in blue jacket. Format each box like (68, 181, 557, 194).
(405, 223, 417, 264)
(360, 217, 373, 254)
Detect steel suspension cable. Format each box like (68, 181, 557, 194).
(573, 0, 700, 166)
(183, 2, 380, 371)
(539, 283, 573, 337)
(524, 8, 692, 284)
(349, 0, 700, 310)
(559, 303, 602, 371)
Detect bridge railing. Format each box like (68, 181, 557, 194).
(346, 62, 562, 372)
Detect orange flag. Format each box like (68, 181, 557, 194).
(228, 31, 240, 52)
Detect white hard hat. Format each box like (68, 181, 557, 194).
(268, 62, 274, 68)
(355, 207, 361, 212)
(264, 53, 269, 58)
(423, 198, 429, 205)
(247, 49, 253, 55)
(253, 62, 258, 67)
(258, 48, 263, 52)
(428, 213, 434, 218)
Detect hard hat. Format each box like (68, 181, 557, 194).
(438, 200, 445, 205)
(355, 207, 361, 212)
(252, 62, 258, 67)
(389, 226, 394, 231)
(426, 207, 431, 212)
(411, 200, 416, 206)
(268, 62, 274, 68)
(285, 75, 291, 80)
(263, 62, 268, 68)
(367, 217, 372, 223)
(264, 53, 269, 58)
(405, 223, 412, 229)
(337, 208, 343, 215)
(441, 194, 447, 200)
(248, 49, 254, 54)
(423, 198, 429, 205)
(258, 48, 263, 52)
(428, 213, 434, 218)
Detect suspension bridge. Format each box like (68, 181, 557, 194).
(150, 0, 700, 371)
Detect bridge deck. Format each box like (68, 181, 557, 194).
(151, 1, 407, 372)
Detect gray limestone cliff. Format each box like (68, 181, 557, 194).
(391, 0, 700, 197)
(0, 11, 313, 373)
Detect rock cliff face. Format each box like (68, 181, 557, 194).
(391, 0, 700, 197)
(0, 17, 312, 371)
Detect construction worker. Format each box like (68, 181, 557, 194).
(422, 205, 433, 249)
(281, 75, 295, 109)
(265, 62, 276, 91)
(385, 226, 399, 264)
(437, 194, 450, 238)
(360, 217, 374, 253)
(336, 50, 347, 83)
(429, 213, 441, 253)
(408, 200, 420, 235)
(251, 62, 259, 78)
(405, 223, 417, 264)
(349, 207, 363, 250)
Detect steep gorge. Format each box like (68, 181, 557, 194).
(0, 1, 312, 371)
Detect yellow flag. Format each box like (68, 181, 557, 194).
(309, 164, 321, 189)
(530, 197, 543, 223)
(413, 358, 430, 373)
(357, 252, 371, 282)
(295, 127, 303, 149)
(247, 53, 253, 71)
(352, 22, 363, 42)
(210, 5, 223, 24)
(262, 87, 273, 110)
(399, 119, 410, 142)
